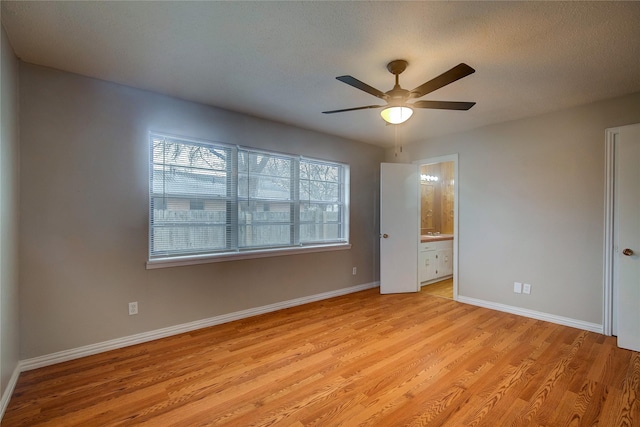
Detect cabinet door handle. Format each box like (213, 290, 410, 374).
(623, 248, 634, 256)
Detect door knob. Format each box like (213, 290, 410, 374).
(381, 234, 389, 238)
(622, 248, 634, 256)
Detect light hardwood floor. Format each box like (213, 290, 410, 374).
(421, 278, 454, 299)
(3, 288, 639, 426)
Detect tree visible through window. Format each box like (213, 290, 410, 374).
(149, 133, 349, 260)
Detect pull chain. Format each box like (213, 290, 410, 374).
(394, 125, 403, 157)
(394, 125, 398, 157)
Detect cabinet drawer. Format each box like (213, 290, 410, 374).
(419, 242, 435, 251)
(438, 239, 453, 249)
(419, 239, 453, 251)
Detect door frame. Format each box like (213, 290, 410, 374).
(603, 128, 616, 336)
(414, 154, 459, 300)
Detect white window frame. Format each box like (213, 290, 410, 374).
(147, 132, 350, 269)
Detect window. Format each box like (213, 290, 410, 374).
(189, 200, 205, 210)
(149, 133, 349, 264)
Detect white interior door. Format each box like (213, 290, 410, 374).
(615, 123, 640, 352)
(380, 163, 419, 294)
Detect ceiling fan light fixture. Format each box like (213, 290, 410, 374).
(380, 106, 413, 124)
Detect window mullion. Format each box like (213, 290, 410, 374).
(228, 146, 239, 251)
(292, 157, 300, 246)
(339, 165, 345, 238)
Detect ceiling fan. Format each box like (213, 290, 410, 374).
(323, 60, 476, 125)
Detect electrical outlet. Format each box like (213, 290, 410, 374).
(513, 282, 522, 294)
(523, 283, 531, 295)
(128, 302, 138, 315)
(352, 267, 357, 275)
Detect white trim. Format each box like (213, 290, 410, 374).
(458, 296, 603, 333)
(19, 281, 379, 372)
(603, 128, 617, 336)
(413, 154, 459, 301)
(0, 364, 21, 421)
(147, 243, 352, 269)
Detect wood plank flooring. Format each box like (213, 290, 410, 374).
(3, 288, 639, 426)
(421, 278, 454, 299)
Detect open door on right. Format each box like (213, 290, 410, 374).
(611, 123, 640, 352)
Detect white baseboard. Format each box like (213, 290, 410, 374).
(20, 281, 380, 372)
(457, 296, 603, 333)
(0, 364, 21, 421)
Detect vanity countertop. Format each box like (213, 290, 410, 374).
(420, 234, 454, 243)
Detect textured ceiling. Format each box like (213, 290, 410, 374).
(2, 1, 640, 147)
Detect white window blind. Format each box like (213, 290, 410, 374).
(149, 133, 349, 261)
(299, 158, 347, 244)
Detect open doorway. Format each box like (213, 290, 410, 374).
(415, 155, 458, 300)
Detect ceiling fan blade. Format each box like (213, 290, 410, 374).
(323, 105, 384, 114)
(410, 63, 475, 98)
(336, 76, 388, 100)
(412, 100, 476, 110)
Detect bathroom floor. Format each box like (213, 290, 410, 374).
(421, 277, 453, 299)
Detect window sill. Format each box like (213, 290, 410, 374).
(146, 243, 352, 269)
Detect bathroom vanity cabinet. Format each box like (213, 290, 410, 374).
(419, 238, 453, 283)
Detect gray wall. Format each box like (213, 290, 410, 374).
(0, 24, 20, 394)
(387, 92, 640, 325)
(19, 64, 384, 359)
